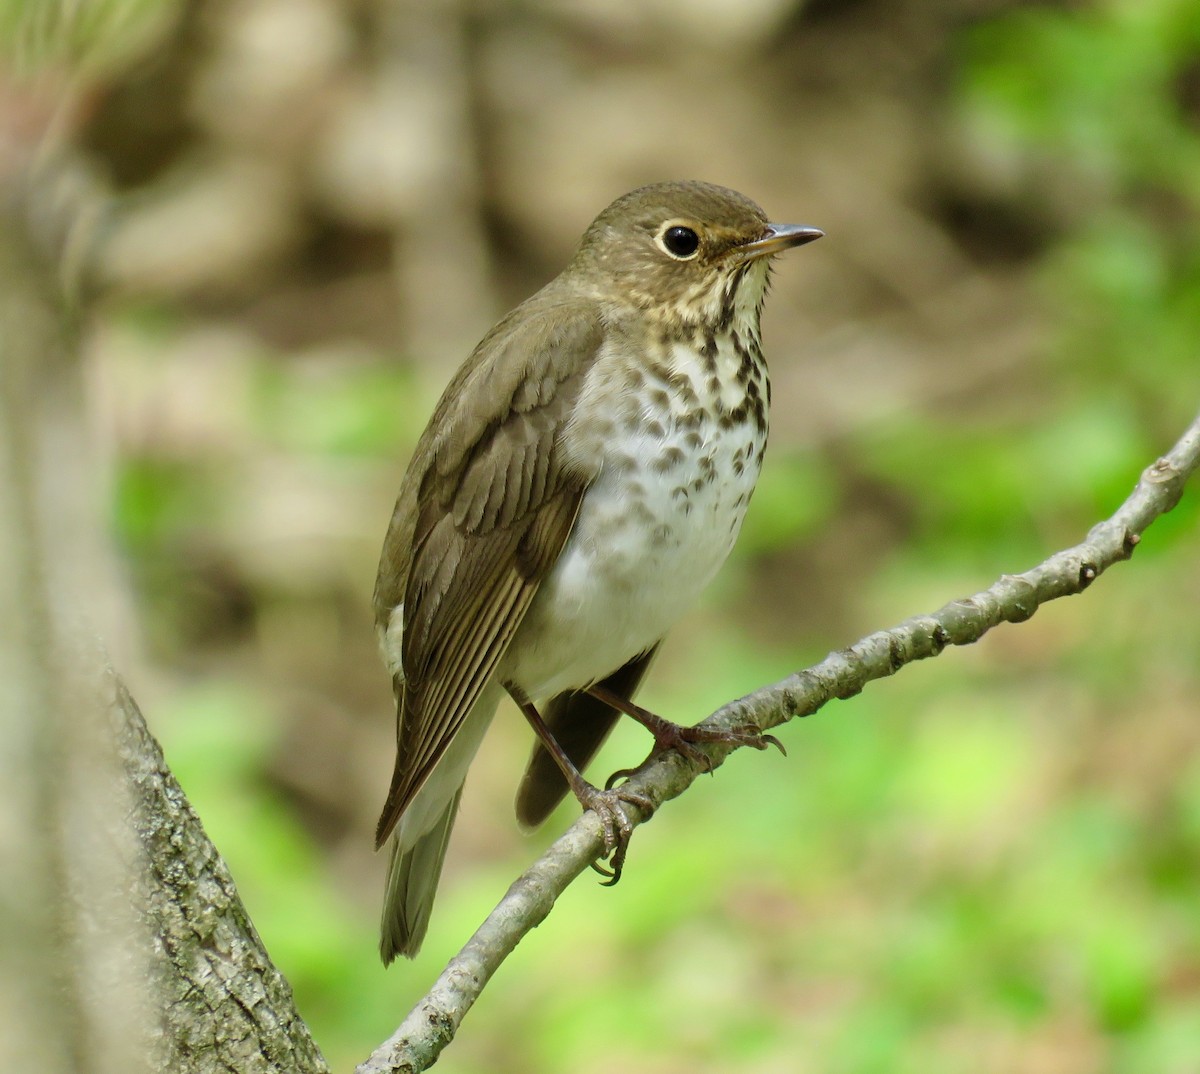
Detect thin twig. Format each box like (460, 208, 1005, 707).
(357, 410, 1200, 1074)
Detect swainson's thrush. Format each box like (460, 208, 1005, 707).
(373, 180, 822, 961)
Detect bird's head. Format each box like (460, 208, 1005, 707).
(570, 180, 822, 329)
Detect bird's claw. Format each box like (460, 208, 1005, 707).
(578, 782, 652, 887)
(651, 720, 786, 768)
(602, 722, 785, 790)
(604, 765, 638, 790)
(736, 728, 787, 756)
(588, 721, 785, 886)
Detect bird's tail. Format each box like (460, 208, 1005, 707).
(377, 684, 501, 962)
(379, 787, 463, 963)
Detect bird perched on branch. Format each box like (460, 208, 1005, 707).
(372, 180, 822, 962)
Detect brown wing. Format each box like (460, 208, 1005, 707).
(374, 291, 602, 848)
(514, 644, 660, 829)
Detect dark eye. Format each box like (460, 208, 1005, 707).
(659, 225, 700, 259)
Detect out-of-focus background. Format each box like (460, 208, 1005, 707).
(9, 0, 1200, 1069)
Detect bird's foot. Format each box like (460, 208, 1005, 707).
(605, 717, 786, 789)
(573, 780, 654, 887)
(649, 718, 787, 771)
(586, 683, 784, 774)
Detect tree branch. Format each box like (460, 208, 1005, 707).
(358, 409, 1200, 1074)
(113, 672, 331, 1074)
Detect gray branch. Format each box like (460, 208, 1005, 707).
(358, 409, 1200, 1074)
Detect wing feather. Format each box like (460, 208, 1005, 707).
(374, 294, 601, 848)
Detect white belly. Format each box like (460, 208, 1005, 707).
(499, 411, 765, 700)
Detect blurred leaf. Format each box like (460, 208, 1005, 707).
(739, 450, 838, 555)
(962, 2, 1200, 193)
(250, 358, 423, 457)
(0, 0, 181, 78)
(112, 455, 217, 551)
(893, 708, 1031, 829)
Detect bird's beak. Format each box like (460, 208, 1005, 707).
(736, 223, 824, 261)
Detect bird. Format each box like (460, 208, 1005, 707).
(372, 180, 822, 962)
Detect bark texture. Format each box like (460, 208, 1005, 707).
(114, 673, 330, 1074)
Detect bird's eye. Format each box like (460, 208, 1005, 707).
(658, 224, 700, 260)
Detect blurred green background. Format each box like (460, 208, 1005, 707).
(11, 0, 1200, 1070)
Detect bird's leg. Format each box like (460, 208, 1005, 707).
(586, 683, 785, 780)
(511, 691, 653, 884)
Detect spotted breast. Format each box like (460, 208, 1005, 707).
(496, 258, 771, 702)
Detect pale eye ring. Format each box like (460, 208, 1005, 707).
(657, 224, 700, 260)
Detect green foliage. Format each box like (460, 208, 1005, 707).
(738, 451, 838, 555)
(962, 2, 1200, 186)
(114, 454, 217, 552)
(0, 0, 178, 77)
(858, 399, 1154, 558)
(962, 0, 1200, 419)
(249, 360, 423, 459)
